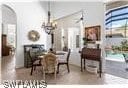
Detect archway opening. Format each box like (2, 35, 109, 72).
(1, 4, 17, 78)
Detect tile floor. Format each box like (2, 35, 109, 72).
(1, 55, 128, 84)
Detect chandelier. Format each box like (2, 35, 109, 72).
(41, 1, 57, 35)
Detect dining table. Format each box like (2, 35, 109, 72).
(38, 51, 67, 60)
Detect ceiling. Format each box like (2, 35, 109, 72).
(1, 0, 119, 3)
(106, 1, 128, 10)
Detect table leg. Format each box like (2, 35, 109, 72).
(81, 58, 83, 72)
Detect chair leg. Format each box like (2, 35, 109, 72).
(43, 67, 45, 81)
(54, 68, 57, 81)
(67, 64, 70, 73)
(57, 64, 59, 73)
(30, 66, 33, 75)
(81, 58, 83, 72)
(34, 66, 36, 71)
(43, 72, 45, 81)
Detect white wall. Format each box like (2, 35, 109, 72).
(52, 2, 105, 71)
(2, 5, 16, 24)
(0, 4, 2, 59)
(4, 2, 47, 68)
(52, 2, 104, 26)
(2, 5, 17, 35)
(0, 4, 2, 81)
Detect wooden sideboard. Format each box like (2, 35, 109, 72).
(24, 44, 45, 68)
(2, 34, 11, 56)
(80, 47, 102, 77)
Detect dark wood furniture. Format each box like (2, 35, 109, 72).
(2, 34, 11, 56)
(29, 49, 42, 75)
(57, 49, 71, 73)
(24, 44, 45, 68)
(80, 48, 102, 77)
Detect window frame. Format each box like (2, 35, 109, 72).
(105, 5, 128, 38)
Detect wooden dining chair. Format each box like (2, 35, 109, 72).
(29, 49, 42, 75)
(57, 49, 71, 73)
(41, 53, 58, 80)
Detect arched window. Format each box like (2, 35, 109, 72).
(106, 6, 128, 38)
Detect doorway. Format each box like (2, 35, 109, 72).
(1, 4, 17, 74)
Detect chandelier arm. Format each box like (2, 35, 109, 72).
(42, 1, 57, 35)
(48, 11, 50, 23)
(48, 1, 50, 12)
(48, 1, 50, 23)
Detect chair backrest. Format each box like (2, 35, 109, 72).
(42, 53, 57, 73)
(66, 49, 71, 62)
(29, 49, 38, 62)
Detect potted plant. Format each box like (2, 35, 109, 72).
(112, 40, 128, 52)
(121, 40, 128, 51)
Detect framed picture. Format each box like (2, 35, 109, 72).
(85, 25, 101, 43)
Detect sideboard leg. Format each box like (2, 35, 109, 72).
(84, 59, 85, 70)
(99, 60, 102, 77)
